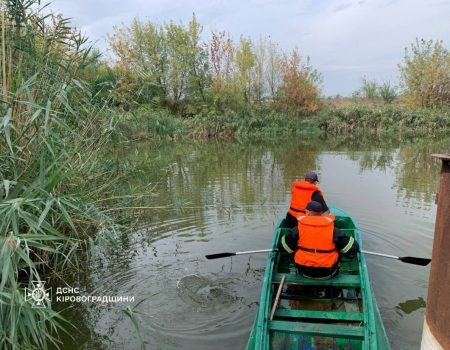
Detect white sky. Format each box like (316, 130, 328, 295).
(50, 0, 450, 96)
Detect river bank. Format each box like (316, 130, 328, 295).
(116, 103, 450, 142)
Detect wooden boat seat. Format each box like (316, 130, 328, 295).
(273, 273, 360, 287)
(268, 320, 364, 340)
(274, 309, 364, 322)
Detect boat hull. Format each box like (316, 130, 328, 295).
(246, 207, 390, 350)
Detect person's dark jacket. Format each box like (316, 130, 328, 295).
(311, 191, 329, 213)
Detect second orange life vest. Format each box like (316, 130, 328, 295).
(288, 181, 322, 217)
(294, 214, 339, 268)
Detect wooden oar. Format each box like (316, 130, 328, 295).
(269, 274, 285, 320)
(205, 249, 276, 260)
(361, 250, 431, 266)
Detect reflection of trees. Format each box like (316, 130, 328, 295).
(394, 140, 444, 205)
(111, 134, 449, 231)
(326, 135, 447, 205)
(348, 150, 396, 172)
(329, 134, 399, 172)
(112, 140, 321, 233)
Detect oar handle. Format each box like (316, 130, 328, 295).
(361, 250, 399, 260)
(206, 249, 277, 260)
(235, 249, 276, 256)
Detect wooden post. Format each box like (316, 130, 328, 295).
(421, 154, 450, 350)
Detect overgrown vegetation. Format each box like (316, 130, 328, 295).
(103, 17, 448, 139)
(317, 104, 450, 135)
(0, 1, 144, 348)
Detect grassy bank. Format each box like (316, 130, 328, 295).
(316, 104, 450, 136)
(115, 103, 450, 141)
(118, 107, 322, 141)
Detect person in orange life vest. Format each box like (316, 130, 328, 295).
(285, 171, 329, 228)
(278, 201, 359, 279)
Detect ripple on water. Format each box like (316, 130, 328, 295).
(176, 274, 237, 309)
(142, 273, 255, 341)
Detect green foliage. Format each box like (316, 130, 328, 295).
(78, 49, 116, 104)
(352, 79, 397, 104)
(378, 81, 397, 104)
(361, 77, 379, 99)
(184, 109, 321, 140)
(185, 14, 210, 103)
(277, 49, 322, 115)
(352, 77, 380, 100)
(108, 14, 210, 111)
(399, 38, 450, 108)
(143, 109, 184, 139)
(107, 17, 323, 116)
(236, 36, 255, 103)
(317, 104, 450, 135)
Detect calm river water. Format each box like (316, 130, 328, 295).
(60, 135, 447, 350)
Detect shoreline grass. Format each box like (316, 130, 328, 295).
(113, 103, 450, 142)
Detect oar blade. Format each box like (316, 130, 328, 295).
(205, 252, 235, 260)
(399, 256, 431, 266)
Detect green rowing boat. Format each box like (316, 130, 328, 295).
(246, 207, 390, 350)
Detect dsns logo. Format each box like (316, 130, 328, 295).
(25, 281, 51, 308)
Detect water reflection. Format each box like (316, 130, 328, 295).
(395, 142, 442, 206)
(58, 134, 449, 350)
(118, 135, 445, 211)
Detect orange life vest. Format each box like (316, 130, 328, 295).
(288, 181, 322, 217)
(294, 214, 339, 268)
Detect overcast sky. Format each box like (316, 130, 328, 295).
(50, 0, 450, 96)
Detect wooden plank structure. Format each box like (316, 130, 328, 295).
(246, 207, 391, 350)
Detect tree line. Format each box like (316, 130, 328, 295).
(96, 14, 323, 115)
(85, 16, 449, 114)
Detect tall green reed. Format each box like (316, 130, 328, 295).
(0, 1, 128, 348)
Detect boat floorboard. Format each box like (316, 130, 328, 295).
(273, 273, 361, 287)
(274, 309, 364, 322)
(268, 320, 365, 340)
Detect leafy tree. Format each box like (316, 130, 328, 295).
(185, 14, 210, 103)
(209, 30, 242, 109)
(108, 22, 151, 108)
(165, 21, 191, 102)
(252, 37, 266, 103)
(210, 30, 234, 90)
(108, 15, 211, 111)
(278, 49, 322, 115)
(266, 40, 282, 99)
(235, 36, 255, 103)
(399, 38, 450, 108)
